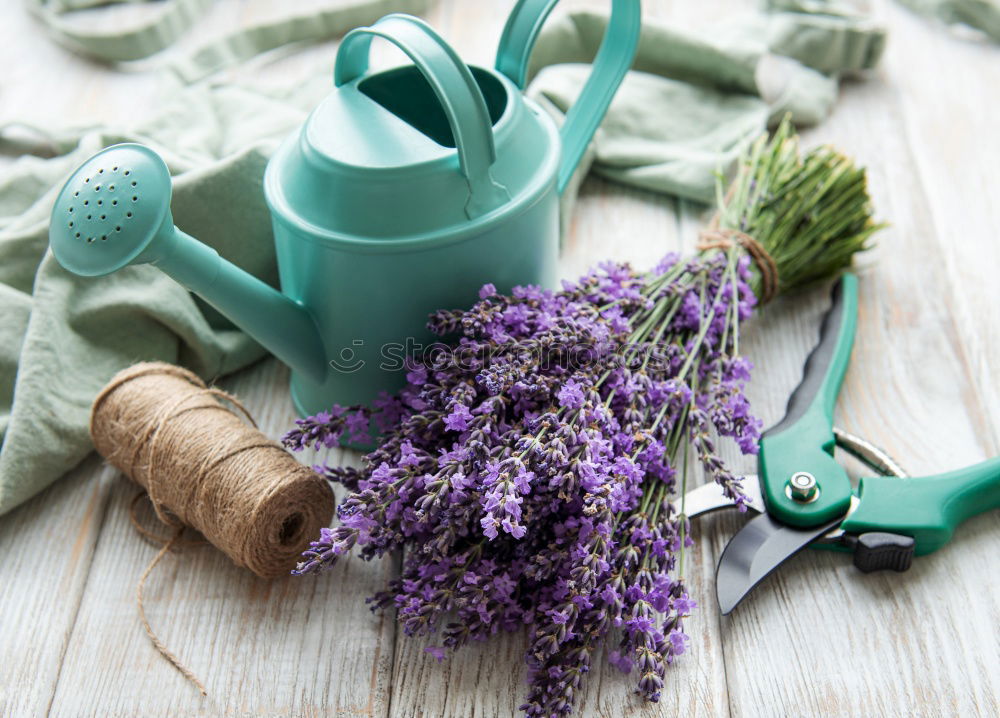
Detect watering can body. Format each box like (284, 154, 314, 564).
(48, 2, 641, 427)
(264, 32, 571, 415)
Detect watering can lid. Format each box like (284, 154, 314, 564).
(264, 14, 560, 241)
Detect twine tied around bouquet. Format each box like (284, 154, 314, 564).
(90, 362, 334, 696)
(697, 227, 779, 304)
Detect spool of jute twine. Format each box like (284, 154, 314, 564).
(90, 362, 334, 694)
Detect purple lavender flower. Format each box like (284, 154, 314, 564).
(425, 645, 447, 662)
(673, 594, 697, 616)
(556, 380, 585, 409)
(443, 403, 473, 432)
(479, 283, 497, 299)
(284, 249, 764, 715)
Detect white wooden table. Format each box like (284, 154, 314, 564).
(1, 1, 998, 716)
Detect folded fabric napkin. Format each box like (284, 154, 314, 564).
(0, 0, 885, 515)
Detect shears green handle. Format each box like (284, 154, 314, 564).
(845, 459, 1000, 555)
(759, 272, 1000, 555)
(758, 274, 857, 527)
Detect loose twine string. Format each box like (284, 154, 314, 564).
(696, 194, 780, 304)
(696, 226, 779, 304)
(90, 362, 334, 696)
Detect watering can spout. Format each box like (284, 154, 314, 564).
(149, 229, 329, 384)
(47, 143, 328, 385)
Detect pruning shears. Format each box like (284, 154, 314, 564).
(683, 273, 1000, 614)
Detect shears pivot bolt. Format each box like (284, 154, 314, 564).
(786, 472, 819, 503)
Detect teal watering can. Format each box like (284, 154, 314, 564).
(48, 2, 641, 421)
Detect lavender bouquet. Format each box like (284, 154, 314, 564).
(283, 122, 881, 716)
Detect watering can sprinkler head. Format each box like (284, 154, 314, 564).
(50, 144, 177, 277)
(48, 143, 328, 386)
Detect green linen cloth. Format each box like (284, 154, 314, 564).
(0, 0, 885, 515)
(528, 1, 885, 204)
(896, 0, 1000, 41)
(26, 0, 428, 66)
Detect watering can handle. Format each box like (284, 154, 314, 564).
(496, 0, 641, 194)
(335, 14, 509, 219)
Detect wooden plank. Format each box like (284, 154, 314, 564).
(0, 457, 116, 716)
(879, 0, 1000, 449)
